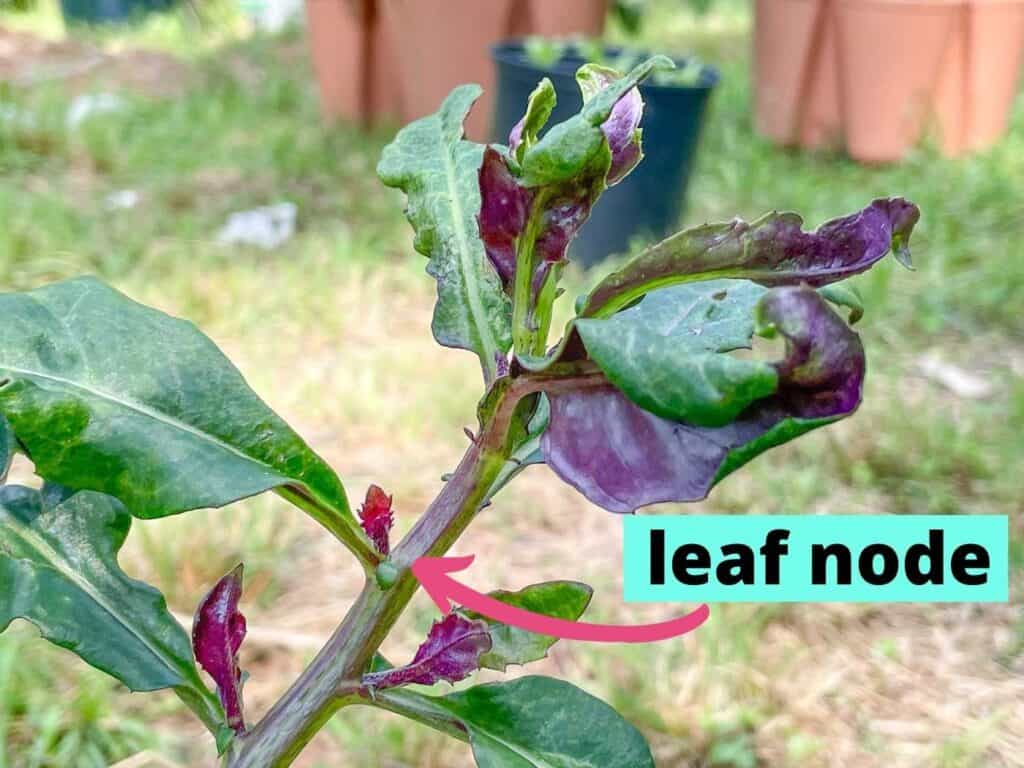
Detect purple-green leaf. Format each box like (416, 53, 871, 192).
(193, 565, 247, 734)
(577, 64, 644, 184)
(362, 613, 491, 691)
(479, 146, 531, 288)
(542, 286, 865, 512)
(579, 198, 920, 318)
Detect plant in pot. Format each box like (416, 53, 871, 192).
(492, 38, 719, 267)
(0, 57, 918, 767)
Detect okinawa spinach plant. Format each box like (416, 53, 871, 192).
(0, 56, 918, 767)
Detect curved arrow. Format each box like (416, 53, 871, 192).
(411, 554, 710, 643)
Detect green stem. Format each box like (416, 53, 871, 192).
(512, 194, 553, 358)
(364, 689, 469, 743)
(223, 372, 604, 768)
(225, 421, 511, 768)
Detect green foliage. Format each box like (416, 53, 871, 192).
(377, 85, 512, 382)
(383, 676, 656, 768)
(462, 581, 593, 671)
(576, 280, 777, 426)
(0, 484, 221, 728)
(0, 277, 359, 540)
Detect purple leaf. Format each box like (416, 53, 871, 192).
(580, 198, 921, 318)
(359, 484, 395, 556)
(362, 613, 492, 691)
(541, 287, 865, 513)
(477, 61, 662, 300)
(478, 147, 533, 288)
(192, 565, 246, 733)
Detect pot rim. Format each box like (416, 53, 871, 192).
(490, 39, 721, 92)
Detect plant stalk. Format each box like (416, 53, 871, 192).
(225, 422, 510, 767)
(224, 372, 605, 767)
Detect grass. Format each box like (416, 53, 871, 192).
(0, 0, 1022, 766)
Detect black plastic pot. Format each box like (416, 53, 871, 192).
(491, 41, 719, 268)
(60, 0, 174, 24)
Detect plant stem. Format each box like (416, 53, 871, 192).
(224, 372, 604, 767)
(226, 424, 509, 767)
(511, 194, 552, 358)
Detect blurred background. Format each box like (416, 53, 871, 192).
(0, 0, 1021, 766)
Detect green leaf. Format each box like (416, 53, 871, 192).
(575, 280, 780, 427)
(519, 113, 608, 188)
(461, 581, 593, 671)
(0, 484, 223, 730)
(378, 85, 512, 382)
(818, 283, 864, 324)
(580, 55, 674, 125)
(0, 278, 364, 550)
(377, 676, 655, 768)
(510, 78, 556, 164)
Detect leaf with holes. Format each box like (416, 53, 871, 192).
(0, 484, 224, 733)
(0, 278, 362, 548)
(543, 284, 866, 512)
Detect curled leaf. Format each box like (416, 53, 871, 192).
(478, 147, 532, 288)
(362, 613, 491, 691)
(359, 484, 394, 556)
(577, 64, 644, 185)
(378, 85, 512, 381)
(193, 565, 247, 734)
(479, 57, 668, 292)
(542, 286, 865, 512)
(508, 78, 557, 164)
(580, 198, 920, 317)
(0, 484, 222, 735)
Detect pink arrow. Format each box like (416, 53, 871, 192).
(411, 555, 710, 643)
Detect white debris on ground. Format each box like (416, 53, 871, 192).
(217, 202, 297, 250)
(917, 354, 994, 400)
(66, 92, 124, 128)
(105, 189, 140, 210)
(239, 0, 304, 32)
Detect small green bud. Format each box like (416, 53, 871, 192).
(375, 561, 400, 590)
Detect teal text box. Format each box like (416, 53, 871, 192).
(623, 515, 1009, 603)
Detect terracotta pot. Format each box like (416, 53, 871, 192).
(753, 0, 842, 149)
(381, 0, 515, 140)
(964, 0, 1024, 150)
(304, 0, 402, 124)
(527, 0, 608, 37)
(305, 0, 369, 123)
(836, 0, 963, 163)
(367, 4, 403, 121)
